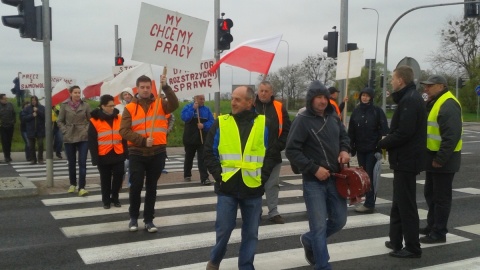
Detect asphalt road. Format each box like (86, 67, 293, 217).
(0, 123, 479, 269)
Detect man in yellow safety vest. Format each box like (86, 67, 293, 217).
(419, 75, 463, 244)
(204, 85, 276, 270)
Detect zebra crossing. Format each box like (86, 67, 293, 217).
(40, 174, 480, 269)
(10, 154, 193, 182)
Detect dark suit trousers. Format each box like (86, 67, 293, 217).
(424, 171, 454, 237)
(389, 170, 421, 254)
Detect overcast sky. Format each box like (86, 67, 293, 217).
(0, 0, 466, 97)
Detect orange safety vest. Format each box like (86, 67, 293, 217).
(90, 115, 124, 156)
(272, 100, 284, 137)
(125, 100, 168, 146)
(329, 99, 341, 119)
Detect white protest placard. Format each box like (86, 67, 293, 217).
(167, 59, 219, 99)
(19, 73, 76, 89)
(335, 49, 364, 80)
(132, 3, 208, 72)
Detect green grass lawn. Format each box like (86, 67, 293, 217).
(2, 97, 479, 153)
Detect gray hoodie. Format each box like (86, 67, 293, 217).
(285, 80, 350, 175)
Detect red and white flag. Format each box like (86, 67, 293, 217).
(100, 63, 158, 104)
(209, 34, 283, 75)
(83, 73, 114, 99)
(51, 81, 70, 106)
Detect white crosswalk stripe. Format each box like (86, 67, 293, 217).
(10, 154, 194, 182)
(40, 174, 480, 269)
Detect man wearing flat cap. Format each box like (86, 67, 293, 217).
(419, 75, 463, 244)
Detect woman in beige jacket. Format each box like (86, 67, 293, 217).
(57, 86, 91, 196)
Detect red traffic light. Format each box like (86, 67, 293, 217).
(115, 56, 124, 66)
(221, 19, 233, 31)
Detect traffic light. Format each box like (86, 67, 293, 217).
(1, 0, 37, 38)
(217, 18, 233, 50)
(464, 0, 479, 18)
(457, 77, 466, 88)
(115, 56, 125, 66)
(323, 31, 338, 58)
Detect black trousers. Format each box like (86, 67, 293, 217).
(183, 143, 209, 181)
(424, 171, 454, 237)
(128, 152, 165, 223)
(98, 161, 124, 205)
(0, 126, 14, 159)
(389, 170, 421, 254)
(28, 137, 44, 162)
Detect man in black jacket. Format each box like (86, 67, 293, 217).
(204, 86, 276, 270)
(379, 65, 426, 258)
(0, 93, 16, 163)
(286, 80, 350, 269)
(419, 75, 462, 244)
(255, 81, 291, 224)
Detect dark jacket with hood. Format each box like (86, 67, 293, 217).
(23, 96, 46, 138)
(181, 102, 214, 145)
(285, 81, 350, 177)
(119, 84, 179, 156)
(425, 89, 462, 173)
(378, 82, 427, 173)
(88, 107, 128, 166)
(348, 87, 389, 154)
(254, 95, 291, 164)
(204, 108, 276, 199)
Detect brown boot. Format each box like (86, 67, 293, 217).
(206, 261, 219, 270)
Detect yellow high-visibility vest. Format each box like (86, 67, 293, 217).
(218, 114, 266, 188)
(427, 91, 462, 151)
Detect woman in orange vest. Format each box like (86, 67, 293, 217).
(88, 95, 128, 209)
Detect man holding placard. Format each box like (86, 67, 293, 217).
(120, 75, 179, 233)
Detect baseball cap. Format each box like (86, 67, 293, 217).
(420, 75, 447, 86)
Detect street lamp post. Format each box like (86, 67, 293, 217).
(362, 7, 379, 89)
(280, 40, 290, 105)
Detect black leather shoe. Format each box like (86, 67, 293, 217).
(389, 248, 421, 258)
(419, 227, 431, 235)
(420, 234, 446, 244)
(103, 203, 111, 209)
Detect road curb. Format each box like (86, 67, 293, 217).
(0, 176, 38, 198)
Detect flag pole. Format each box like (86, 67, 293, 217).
(149, 66, 168, 139)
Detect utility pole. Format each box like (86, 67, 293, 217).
(339, 0, 348, 102)
(214, 0, 220, 116)
(43, 0, 53, 187)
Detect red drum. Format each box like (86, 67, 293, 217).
(333, 164, 371, 204)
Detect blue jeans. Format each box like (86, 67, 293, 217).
(52, 125, 63, 155)
(64, 141, 88, 189)
(302, 176, 347, 270)
(210, 194, 262, 270)
(21, 131, 31, 160)
(356, 151, 377, 208)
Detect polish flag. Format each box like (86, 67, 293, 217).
(83, 73, 114, 99)
(209, 34, 283, 74)
(100, 63, 158, 104)
(51, 81, 70, 106)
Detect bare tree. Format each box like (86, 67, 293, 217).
(301, 54, 336, 85)
(428, 17, 480, 78)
